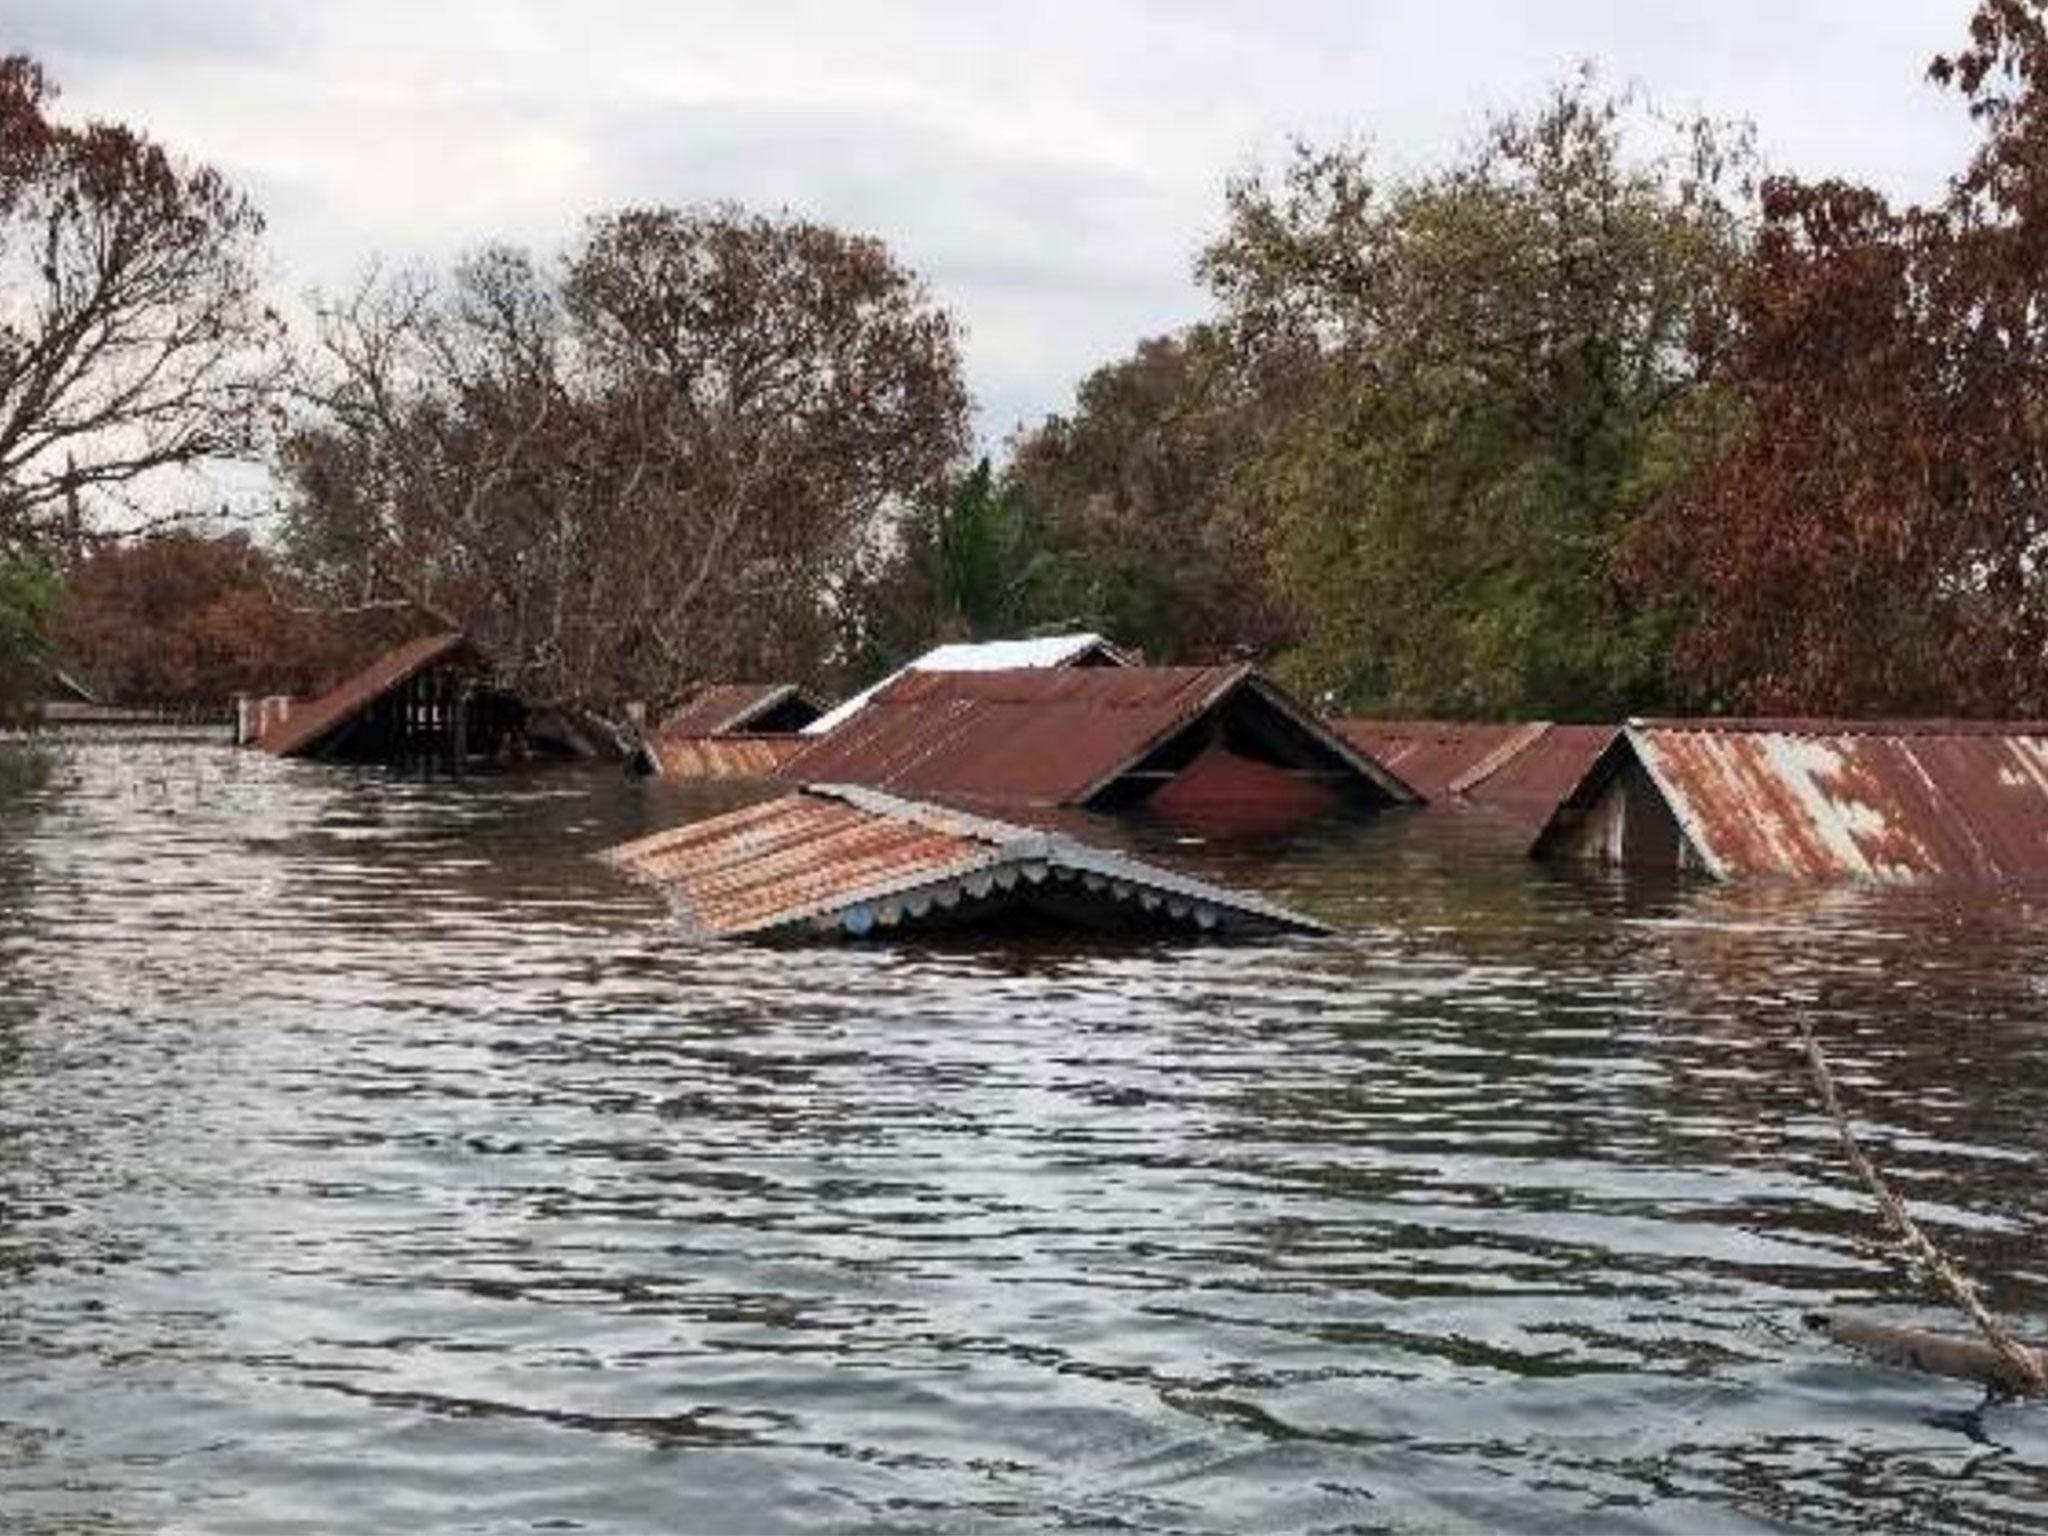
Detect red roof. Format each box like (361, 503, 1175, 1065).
(780, 665, 1413, 810)
(257, 633, 473, 758)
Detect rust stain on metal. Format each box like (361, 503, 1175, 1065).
(1338, 719, 1616, 836)
(1540, 720, 2048, 883)
(257, 633, 471, 758)
(1338, 720, 1532, 799)
(599, 783, 1329, 942)
(802, 633, 1131, 737)
(781, 666, 1415, 812)
(654, 682, 822, 738)
(643, 733, 808, 781)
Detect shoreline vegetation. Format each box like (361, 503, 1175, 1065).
(5, 5, 2048, 730)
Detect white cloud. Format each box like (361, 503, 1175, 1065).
(13, 0, 1981, 451)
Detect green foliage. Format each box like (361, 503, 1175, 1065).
(1002, 328, 1298, 663)
(930, 459, 1041, 640)
(0, 540, 60, 727)
(1200, 75, 1750, 718)
(830, 458, 1048, 682)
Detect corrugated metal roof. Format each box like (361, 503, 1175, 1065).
(256, 633, 472, 758)
(1339, 720, 1616, 836)
(1337, 720, 1539, 800)
(1537, 719, 2048, 883)
(780, 665, 1416, 810)
(802, 633, 1126, 736)
(644, 733, 808, 780)
(599, 783, 1328, 941)
(655, 682, 821, 738)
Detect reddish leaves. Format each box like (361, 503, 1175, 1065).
(49, 533, 390, 706)
(1631, 2, 2048, 715)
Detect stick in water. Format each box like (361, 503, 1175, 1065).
(1797, 1019, 2045, 1399)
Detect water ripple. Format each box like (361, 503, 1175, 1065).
(1, 743, 2045, 1533)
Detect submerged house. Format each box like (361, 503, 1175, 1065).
(1531, 719, 2048, 883)
(778, 664, 1417, 829)
(657, 681, 825, 737)
(256, 633, 534, 766)
(601, 783, 1327, 942)
(801, 632, 1130, 738)
(635, 681, 826, 780)
(1339, 720, 1618, 840)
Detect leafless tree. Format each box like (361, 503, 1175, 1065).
(0, 55, 282, 544)
(280, 206, 969, 708)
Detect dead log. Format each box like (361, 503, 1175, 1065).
(1798, 1020, 2047, 1399)
(1808, 1311, 2048, 1398)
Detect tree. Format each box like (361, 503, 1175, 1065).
(47, 531, 370, 706)
(0, 54, 280, 544)
(1200, 76, 1749, 717)
(1628, 0, 2048, 715)
(832, 457, 1048, 676)
(0, 541, 58, 726)
(1002, 327, 1299, 663)
(281, 208, 969, 707)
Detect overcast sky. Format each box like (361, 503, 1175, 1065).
(9, 1, 1983, 449)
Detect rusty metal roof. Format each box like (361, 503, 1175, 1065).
(256, 633, 473, 758)
(1337, 720, 1540, 799)
(643, 732, 808, 781)
(779, 666, 1415, 810)
(599, 783, 1328, 941)
(1537, 719, 2048, 882)
(802, 633, 1129, 736)
(655, 682, 822, 738)
(1339, 720, 1616, 836)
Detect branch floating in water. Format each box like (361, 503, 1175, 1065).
(1797, 1019, 2046, 1400)
(1807, 1311, 2048, 1398)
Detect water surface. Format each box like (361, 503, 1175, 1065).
(2, 742, 2044, 1533)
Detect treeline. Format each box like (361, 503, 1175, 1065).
(6, 2, 2048, 723)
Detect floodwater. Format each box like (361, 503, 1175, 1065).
(2, 741, 2045, 1535)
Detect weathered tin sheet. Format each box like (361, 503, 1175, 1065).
(1533, 720, 2048, 883)
(1337, 721, 1538, 799)
(655, 682, 821, 738)
(1339, 719, 1616, 835)
(256, 633, 470, 758)
(1630, 721, 2048, 882)
(644, 732, 808, 781)
(1463, 724, 1621, 837)
(782, 666, 1414, 811)
(599, 783, 1328, 941)
(802, 633, 1127, 736)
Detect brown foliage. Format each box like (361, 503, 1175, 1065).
(49, 533, 387, 706)
(0, 54, 280, 542)
(1629, 2, 2048, 714)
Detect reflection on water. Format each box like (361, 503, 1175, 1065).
(1, 743, 2044, 1534)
